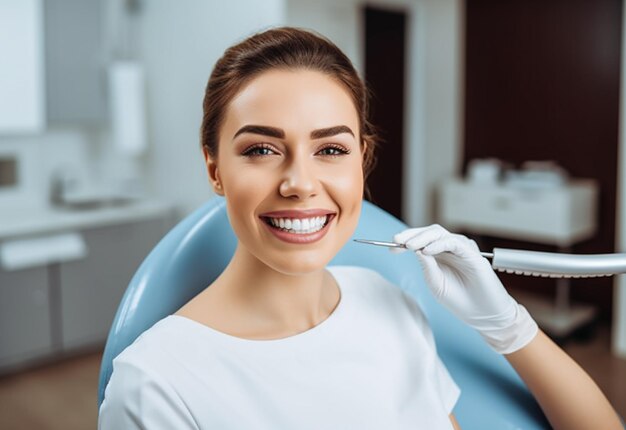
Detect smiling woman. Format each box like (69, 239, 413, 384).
(204, 67, 366, 280)
(97, 27, 623, 430)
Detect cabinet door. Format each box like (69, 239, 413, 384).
(43, 0, 106, 125)
(0, 0, 45, 133)
(59, 218, 170, 351)
(0, 266, 53, 370)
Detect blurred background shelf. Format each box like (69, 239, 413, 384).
(439, 177, 598, 247)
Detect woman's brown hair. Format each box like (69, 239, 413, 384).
(200, 26, 378, 197)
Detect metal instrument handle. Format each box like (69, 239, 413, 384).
(353, 238, 626, 277)
(491, 247, 626, 277)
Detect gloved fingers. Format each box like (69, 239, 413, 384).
(393, 225, 481, 256)
(415, 251, 444, 286)
(395, 224, 451, 251)
(422, 236, 478, 258)
(466, 237, 481, 252)
(451, 233, 481, 252)
(393, 226, 432, 245)
(388, 246, 407, 254)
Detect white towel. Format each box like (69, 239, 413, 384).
(0, 232, 87, 271)
(108, 61, 147, 156)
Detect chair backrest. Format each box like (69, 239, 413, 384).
(98, 196, 549, 428)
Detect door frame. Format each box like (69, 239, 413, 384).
(614, 0, 626, 358)
(358, 0, 464, 227)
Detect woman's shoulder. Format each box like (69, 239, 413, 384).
(99, 317, 199, 428)
(111, 316, 186, 371)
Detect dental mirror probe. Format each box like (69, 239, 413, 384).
(353, 238, 626, 279)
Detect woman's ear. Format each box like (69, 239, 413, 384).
(361, 138, 369, 169)
(202, 146, 224, 196)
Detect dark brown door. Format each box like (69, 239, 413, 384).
(364, 6, 407, 221)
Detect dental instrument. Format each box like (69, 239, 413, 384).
(353, 239, 626, 278)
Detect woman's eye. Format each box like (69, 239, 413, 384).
(318, 145, 351, 157)
(241, 144, 277, 157)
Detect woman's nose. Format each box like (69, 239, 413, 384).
(279, 159, 318, 199)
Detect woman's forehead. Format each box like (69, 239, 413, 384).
(223, 69, 359, 133)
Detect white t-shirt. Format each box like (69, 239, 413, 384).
(98, 265, 461, 429)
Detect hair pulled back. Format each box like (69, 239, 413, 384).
(201, 26, 378, 188)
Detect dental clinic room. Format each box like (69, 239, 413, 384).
(2, 0, 626, 429)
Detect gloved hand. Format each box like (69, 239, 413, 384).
(392, 224, 538, 355)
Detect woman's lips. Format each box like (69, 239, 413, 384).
(259, 209, 336, 218)
(260, 214, 336, 244)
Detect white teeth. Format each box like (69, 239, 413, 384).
(265, 215, 330, 234)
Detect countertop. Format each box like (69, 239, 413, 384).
(0, 199, 176, 240)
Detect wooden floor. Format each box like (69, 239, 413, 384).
(0, 350, 101, 430)
(0, 324, 624, 429)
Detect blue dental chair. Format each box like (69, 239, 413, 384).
(98, 196, 550, 428)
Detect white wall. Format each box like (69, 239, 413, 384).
(613, 0, 626, 358)
(369, 0, 464, 227)
(286, 0, 364, 75)
(137, 0, 285, 216)
(0, 128, 99, 209)
(413, 0, 464, 225)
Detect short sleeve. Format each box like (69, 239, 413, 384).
(399, 288, 461, 414)
(98, 357, 198, 430)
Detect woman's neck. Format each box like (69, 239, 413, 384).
(210, 243, 340, 333)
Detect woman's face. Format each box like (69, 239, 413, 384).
(204, 69, 364, 275)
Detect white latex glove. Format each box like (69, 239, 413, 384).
(392, 224, 538, 355)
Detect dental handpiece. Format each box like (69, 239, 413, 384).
(353, 239, 626, 278)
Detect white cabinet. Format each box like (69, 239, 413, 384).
(0, 266, 53, 368)
(43, 0, 107, 125)
(438, 178, 599, 246)
(59, 218, 168, 351)
(0, 0, 45, 133)
(0, 212, 174, 373)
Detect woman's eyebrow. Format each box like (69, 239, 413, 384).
(232, 124, 355, 140)
(310, 125, 355, 139)
(233, 125, 284, 140)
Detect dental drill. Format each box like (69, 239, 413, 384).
(354, 239, 626, 278)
